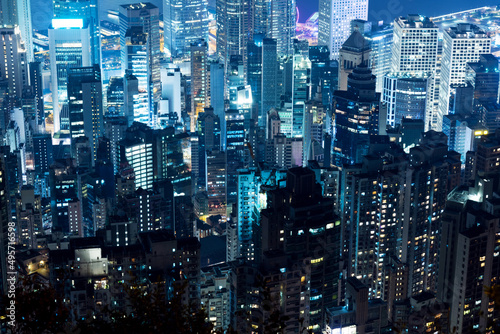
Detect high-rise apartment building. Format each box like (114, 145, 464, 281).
(318, 0, 369, 60)
(261, 167, 341, 331)
(163, 0, 209, 57)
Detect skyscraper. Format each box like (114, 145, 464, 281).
(438, 23, 491, 131)
(318, 0, 369, 60)
(390, 15, 438, 130)
(163, 0, 209, 57)
(267, 0, 296, 57)
(123, 26, 151, 126)
(261, 167, 341, 331)
(291, 54, 311, 139)
(333, 64, 385, 165)
(67, 65, 103, 165)
(53, 0, 99, 65)
(49, 18, 91, 133)
(338, 30, 370, 91)
(190, 40, 209, 132)
(119, 3, 161, 125)
(0, 0, 17, 27)
(216, 0, 251, 69)
(0, 27, 28, 99)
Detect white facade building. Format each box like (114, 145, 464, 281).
(318, 0, 368, 60)
(438, 23, 491, 131)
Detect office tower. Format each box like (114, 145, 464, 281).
(318, 0, 368, 60)
(342, 150, 408, 299)
(261, 167, 341, 331)
(163, 0, 209, 57)
(159, 67, 182, 127)
(190, 40, 209, 132)
(439, 24, 491, 131)
(119, 3, 161, 123)
(67, 66, 103, 165)
(382, 72, 432, 127)
(53, 0, 99, 65)
(0, 27, 28, 99)
(49, 19, 91, 133)
(333, 64, 385, 165)
(122, 26, 151, 126)
(466, 54, 499, 112)
(216, 0, 251, 67)
(291, 54, 311, 139)
(391, 15, 438, 73)
(390, 15, 438, 130)
(338, 30, 370, 91)
(267, 0, 296, 57)
(197, 107, 221, 187)
(247, 34, 263, 124)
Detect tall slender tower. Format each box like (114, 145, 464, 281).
(318, 0, 368, 60)
(119, 3, 161, 126)
(190, 40, 209, 132)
